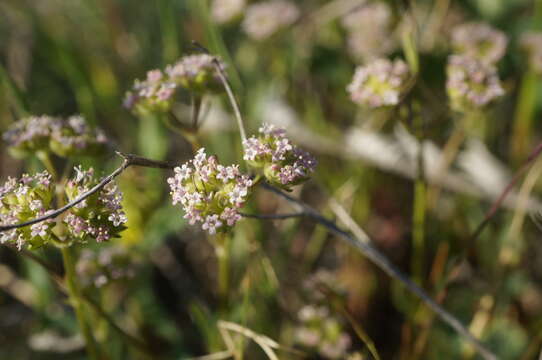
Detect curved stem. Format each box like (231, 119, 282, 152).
(0, 152, 174, 232)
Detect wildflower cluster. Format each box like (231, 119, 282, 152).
(243, 124, 316, 190)
(294, 305, 352, 359)
(3, 115, 108, 158)
(124, 55, 225, 115)
(347, 58, 410, 108)
(64, 167, 127, 243)
(0, 172, 55, 250)
(76, 247, 136, 288)
(211, 0, 246, 24)
(168, 149, 253, 235)
(341, 2, 395, 61)
(451, 22, 508, 65)
(242, 1, 299, 41)
(446, 55, 504, 112)
(520, 32, 542, 75)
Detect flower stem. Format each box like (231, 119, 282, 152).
(214, 233, 230, 303)
(61, 246, 100, 360)
(412, 111, 426, 284)
(37, 151, 58, 180)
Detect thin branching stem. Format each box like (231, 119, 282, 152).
(255, 183, 497, 360)
(0, 152, 174, 233)
(240, 212, 305, 220)
(192, 41, 247, 144)
(470, 140, 542, 243)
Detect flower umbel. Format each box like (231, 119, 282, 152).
(347, 58, 410, 108)
(168, 148, 253, 234)
(243, 124, 316, 190)
(242, 1, 299, 41)
(341, 2, 396, 61)
(76, 247, 137, 288)
(446, 55, 505, 112)
(124, 55, 226, 115)
(211, 0, 246, 24)
(295, 305, 352, 359)
(64, 166, 127, 243)
(0, 171, 55, 250)
(3, 115, 108, 158)
(451, 22, 508, 65)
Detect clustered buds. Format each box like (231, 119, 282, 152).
(451, 22, 508, 65)
(242, 1, 299, 41)
(294, 305, 352, 359)
(341, 2, 395, 61)
(243, 123, 316, 190)
(520, 32, 542, 75)
(124, 54, 225, 115)
(64, 166, 127, 243)
(211, 0, 246, 24)
(0, 172, 55, 250)
(76, 247, 136, 288)
(168, 148, 253, 235)
(446, 55, 504, 112)
(3, 115, 108, 158)
(347, 58, 410, 108)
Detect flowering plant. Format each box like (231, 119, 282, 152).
(168, 148, 253, 234)
(64, 167, 127, 243)
(243, 123, 316, 190)
(0, 172, 55, 249)
(3, 115, 108, 158)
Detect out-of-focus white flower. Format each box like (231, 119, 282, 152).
(347, 58, 410, 108)
(446, 55, 504, 112)
(242, 1, 299, 41)
(451, 22, 507, 64)
(211, 0, 246, 24)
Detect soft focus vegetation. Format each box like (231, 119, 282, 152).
(1, 0, 542, 359)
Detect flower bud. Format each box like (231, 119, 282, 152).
(347, 58, 410, 108)
(167, 148, 253, 234)
(243, 124, 316, 190)
(446, 55, 504, 112)
(64, 166, 127, 243)
(0, 171, 55, 250)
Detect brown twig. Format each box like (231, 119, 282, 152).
(0, 152, 175, 233)
(470, 141, 542, 243)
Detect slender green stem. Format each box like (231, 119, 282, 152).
(192, 96, 203, 130)
(214, 233, 230, 303)
(61, 247, 100, 360)
(37, 151, 58, 180)
(413, 176, 426, 284)
(412, 112, 426, 284)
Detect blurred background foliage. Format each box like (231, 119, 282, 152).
(1, 0, 542, 359)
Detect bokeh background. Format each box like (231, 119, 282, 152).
(1, 0, 542, 359)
